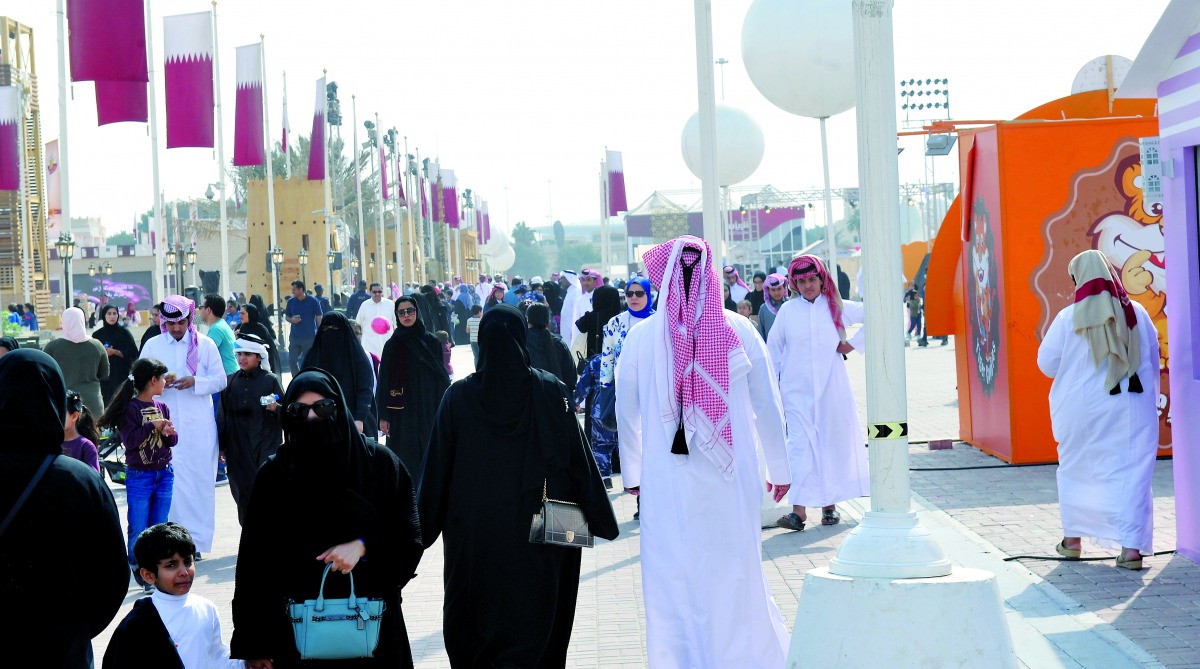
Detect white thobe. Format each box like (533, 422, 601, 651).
(729, 282, 749, 303)
(767, 295, 868, 508)
(1037, 302, 1159, 553)
(475, 282, 492, 304)
(142, 332, 227, 553)
(569, 287, 596, 355)
(150, 589, 243, 669)
(354, 297, 396, 359)
(617, 313, 792, 669)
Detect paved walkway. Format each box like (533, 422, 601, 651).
(90, 337, 1198, 668)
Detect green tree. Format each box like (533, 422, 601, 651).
(556, 242, 599, 273)
(106, 231, 135, 245)
(509, 221, 547, 279)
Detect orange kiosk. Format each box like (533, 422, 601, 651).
(925, 92, 1169, 463)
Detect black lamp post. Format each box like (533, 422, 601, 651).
(55, 233, 76, 309)
(186, 245, 198, 290)
(271, 245, 284, 335)
(165, 247, 177, 292)
(327, 250, 336, 292)
(298, 248, 309, 287)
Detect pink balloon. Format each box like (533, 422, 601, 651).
(372, 317, 390, 334)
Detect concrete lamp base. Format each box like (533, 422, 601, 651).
(829, 510, 953, 578)
(786, 567, 1016, 669)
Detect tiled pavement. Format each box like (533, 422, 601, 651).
(89, 337, 1198, 668)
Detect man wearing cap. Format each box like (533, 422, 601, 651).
(767, 254, 868, 531)
(140, 295, 228, 558)
(346, 280, 370, 320)
(354, 282, 395, 359)
(313, 283, 333, 316)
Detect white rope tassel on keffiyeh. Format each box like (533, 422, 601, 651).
(235, 337, 271, 372)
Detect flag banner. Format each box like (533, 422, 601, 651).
(429, 161, 441, 222)
(233, 44, 265, 166)
(45, 140, 62, 240)
(420, 175, 428, 218)
(307, 76, 325, 180)
(95, 80, 147, 125)
(67, 0, 148, 82)
(442, 169, 459, 229)
(0, 86, 19, 191)
(281, 78, 290, 154)
(163, 12, 214, 148)
(381, 147, 389, 200)
(395, 156, 406, 205)
(606, 149, 628, 215)
(475, 195, 483, 238)
(482, 201, 491, 244)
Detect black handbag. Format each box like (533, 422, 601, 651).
(529, 479, 593, 548)
(592, 382, 617, 432)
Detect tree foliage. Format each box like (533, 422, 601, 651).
(556, 242, 599, 273)
(509, 221, 547, 279)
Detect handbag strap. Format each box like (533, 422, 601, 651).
(315, 562, 357, 610)
(0, 455, 54, 540)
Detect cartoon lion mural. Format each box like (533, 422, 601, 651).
(970, 195, 1000, 396)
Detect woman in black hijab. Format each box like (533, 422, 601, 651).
(231, 369, 423, 668)
(0, 350, 128, 665)
(377, 295, 451, 482)
(248, 294, 277, 339)
(419, 305, 618, 668)
(93, 303, 140, 405)
(304, 311, 378, 437)
(0, 336, 18, 357)
(574, 284, 622, 358)
(236, 301, 281, 375)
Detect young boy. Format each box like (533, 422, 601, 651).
(466, 304, 483, 366)
(104, 523, 244, 668)
(218, 334, 283, 525)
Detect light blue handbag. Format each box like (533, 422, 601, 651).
(288, 563, 386, 660)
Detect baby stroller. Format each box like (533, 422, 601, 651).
(97, 428, 126, 485)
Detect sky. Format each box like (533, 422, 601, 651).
(10, 0, 1171, 238)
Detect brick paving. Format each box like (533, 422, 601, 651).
(87, 336, 1200, 668)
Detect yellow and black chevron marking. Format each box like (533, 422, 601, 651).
(867, 422, 908, 440)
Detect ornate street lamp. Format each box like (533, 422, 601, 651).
(186, 245, 198, 290)
(165, 248, 178, 292)
(55, 232, 76, 309)
(327, 250, 336, 290)
(270, 246, 285, 334)
(298, 248, 309, 287)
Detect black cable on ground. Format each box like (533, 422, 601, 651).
(1003, 550, 1176, 562)
(909, 452, 1173, 472)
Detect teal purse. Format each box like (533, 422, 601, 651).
(288, 563, 385, 660)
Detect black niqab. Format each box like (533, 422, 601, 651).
(274, 369, 373, 487)
(471, 305, 533, 436)
(303, 311, 376, 427)
(0, 349, 68, 456)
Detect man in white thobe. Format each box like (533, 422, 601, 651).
(354, 282, 395, 359)
(768, 254, 868, 530)
(568, 268, 600, 356)
(723, 265, 750, 303)
(1037, 249, 1159, 569)
(558, 270, 581, 345)
(141, 295, 227, 556)
(474, 273, 492, 305)
(617, 236, 792, 669)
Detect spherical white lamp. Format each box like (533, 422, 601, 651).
(680, 104, 766, 186)
(741, 0, 855, 120)
(490, 244, 516, 272)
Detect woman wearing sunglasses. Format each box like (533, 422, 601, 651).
(376, 296, 451, 485)
(231, 369, 424, 667)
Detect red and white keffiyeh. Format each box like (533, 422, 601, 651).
(160, 294, 199, 375)
(762, 273, 787, 315)
(788, 254, 846, 340)
(722, 265, 750, 293)
(1069, 249, 1143, 394)
(643, 235, 742, 479)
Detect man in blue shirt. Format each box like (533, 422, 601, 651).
(313, 283, 333, 315)
(284, 280, 323, 375)
(346, 280, 370, 320)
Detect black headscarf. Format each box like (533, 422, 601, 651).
(0, 349, 68, 456)
(380, 296, 449, 412)
(248, 294, 277, 339)
(576, 285, 622, 356)
(274, 369, 374, 487)
(93, 304, 139, 400)
(304, 312, 374, 417)
(0, 337, 19, 353)
(236, 302, 281, 372)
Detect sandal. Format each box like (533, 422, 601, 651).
(821, 509, 841, 526)
(776, 513, 806, 532)
(1115, 553, 1143, 571)
(1055, 540, 1081, 560)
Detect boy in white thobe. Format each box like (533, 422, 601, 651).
(617, 236, 792, 669)
(1037, 249, 1159, 569)
(767, 254, 868, 530)
(141, 295, 227, 556)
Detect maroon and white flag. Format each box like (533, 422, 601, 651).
(482, 201, 491, 244)
(441, 169, 459, 229)
(282, 82, 291, 154)
(68, 0, 147, 82)
(233, 44, 265, 167)
(0, 86, 19, 191)
(163, 12, 214, 148)
(307, 76, 325, 181)
(606, 149, 628, 215)
(95, 81, 147, 125)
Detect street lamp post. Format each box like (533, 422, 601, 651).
(55, 233, 76, 309)
(271, 245, 284, 336)
(327, 250, 336, 294)
(350, 256, 360, 286)
(298, 248, 309, 287)
(165, 247, 178, 293)
(186, 245, 197, 292)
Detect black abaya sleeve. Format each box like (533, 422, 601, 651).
(556, 338, 578, 390)
(230, 464, 295, 660)
(552, 380, 618, 541)
(360, 447, 424, 588)
(352, 348, 375, 423)
(417, 386, 458, 548)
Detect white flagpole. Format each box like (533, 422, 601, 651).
(282, 71, 290, 180)
(391, 128, 403, 288)
(415, 149, 427, 283)
(55, 0, 75, 309)
(352, 96, 366, 288)
(212, 1, 230, 298)
(15, 81, 32, 303)
(260, 36, 280, 334)
(404, 136, 416, 284)
(322, 69, 332, 290)
(599, 158, 608, 274)
(146, 0, 167, 301)
(374, 113, 385, 287)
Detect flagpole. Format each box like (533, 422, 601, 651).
(599, 158, 608, 274)
(352, 96, 366, 288)
(416, 149, 427, 283)
(211, 1, 230, 299)
(404, 136, 416, 284)
(282, 71, 290, 180)
(260, 35, 280, 335)
(391, 128, 403, 289)
(55, 0, 75, 309)
(145, 0, 168, 301)
(322, 69, 332, 291)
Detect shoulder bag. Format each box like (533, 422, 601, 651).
(288, 563, 386, 660)
(529, 478, 594, 548)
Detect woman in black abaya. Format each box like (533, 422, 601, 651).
(376, 296, 450, 482)
(231, 369, 423, 668)
(304, 311, 378, 437)
(92, 303, 139, 405)
(574, 285, 622, 359)
(419, 305, 618, 669)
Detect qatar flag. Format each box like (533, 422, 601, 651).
(163, 12, 214, 148)
(420, 175, 428, 218)
(0, 86, 19, 191)
(441, 169, 459, 229)
(95, 80, 147, 125)
(233, 44, 264, 166)
(482, 201, 491, 244)
(307, 76, 325, 181)
(606, 149, 628, 215)
(68, 0, 147, 82)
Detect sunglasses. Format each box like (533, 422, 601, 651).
(625, 290, 647, 298)
(396, 308, 417, 316)
(285, 398, 338, 420)
(371, 290, 383, 295)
